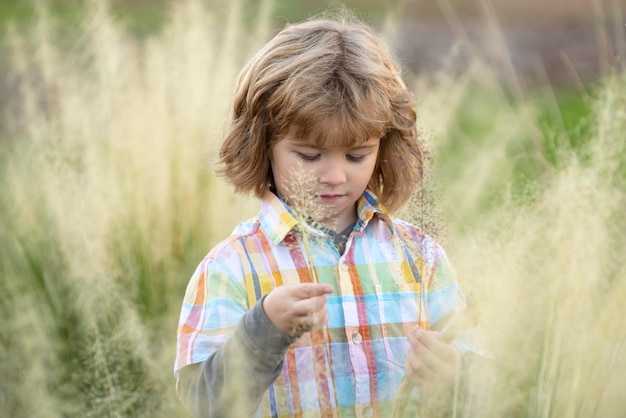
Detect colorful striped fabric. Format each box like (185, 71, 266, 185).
(175, 190, 468, 417)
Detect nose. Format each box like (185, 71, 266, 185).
(318, 159, 346, 186)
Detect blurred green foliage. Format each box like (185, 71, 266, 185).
(0, 0, 389, 35)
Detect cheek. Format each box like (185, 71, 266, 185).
(272, 159, 295, 183)
(361, 159, 379, 184)
(271, 160, 315, 199)
(270, 161, 288, 192)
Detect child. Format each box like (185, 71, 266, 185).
(175, 15, 471, 418)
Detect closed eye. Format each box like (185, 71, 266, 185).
(296, 152, 320, 162)
(346, 154, 365, 163)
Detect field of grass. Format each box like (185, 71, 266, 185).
(0, 1, 624, 417)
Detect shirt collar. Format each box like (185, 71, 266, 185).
(257, 190, 394, 245)
(257, 191, 299, 246)
(355, 190, 394, 233)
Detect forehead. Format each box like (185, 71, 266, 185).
(286, 116, 384, 149)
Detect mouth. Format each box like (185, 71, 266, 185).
(320, 194, 344, 203)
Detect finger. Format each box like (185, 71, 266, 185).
(291, 293, 329, 317)
(407, 330, 449, 374)
(414, 329, 460, 363)
(311, 318, 328, 332)
(293, 295, 328, 320)
(313, 305, 329, 324)
(295, 283, 333, 299)
(406, 362, 436, 386)
(405, 351, 436, 388)
(406, 334, 437, 373)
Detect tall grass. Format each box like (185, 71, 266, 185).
(412, 22, 626, 416)
(0, 1, 624, 417)
(0, 1, 264, 416)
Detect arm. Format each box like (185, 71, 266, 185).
(178, 283, 333, 418)
(178, 295, 297, 418)
(404, 242, 467, 386)
(402, 240, 490, 413)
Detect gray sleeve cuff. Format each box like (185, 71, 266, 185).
(177, 295, 300, 418)
(236, 294, 298, 365)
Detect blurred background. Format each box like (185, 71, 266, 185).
(1, 0, 623, 84)
(0, 1, 624, 417)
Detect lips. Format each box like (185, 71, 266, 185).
(320, 194, 344, 203)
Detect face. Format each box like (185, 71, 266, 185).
(270, 132, 380, 232)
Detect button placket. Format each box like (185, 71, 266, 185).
(338, 256, 372, 409)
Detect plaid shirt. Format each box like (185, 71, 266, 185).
(175, 190, 467, 417)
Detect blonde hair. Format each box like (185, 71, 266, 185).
(217, 16, 424, 214)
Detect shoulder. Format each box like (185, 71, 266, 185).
(390, 217, 427, 242)
(389, 217, 448, 264)
(199, 217, 264, 269)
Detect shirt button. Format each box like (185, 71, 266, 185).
(363, 405, 374, 417)
(341, 262, 349, 271)
(351, 332, 362, 344)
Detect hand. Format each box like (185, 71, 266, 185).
(263, 283, 333, 337)
(404, 327, 461, 390)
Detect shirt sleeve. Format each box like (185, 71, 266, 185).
(174, 248, 298, 418)
(177, 296, 297, 418)
(426, 244, 467, 327)
(426, 240, 486, 359)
